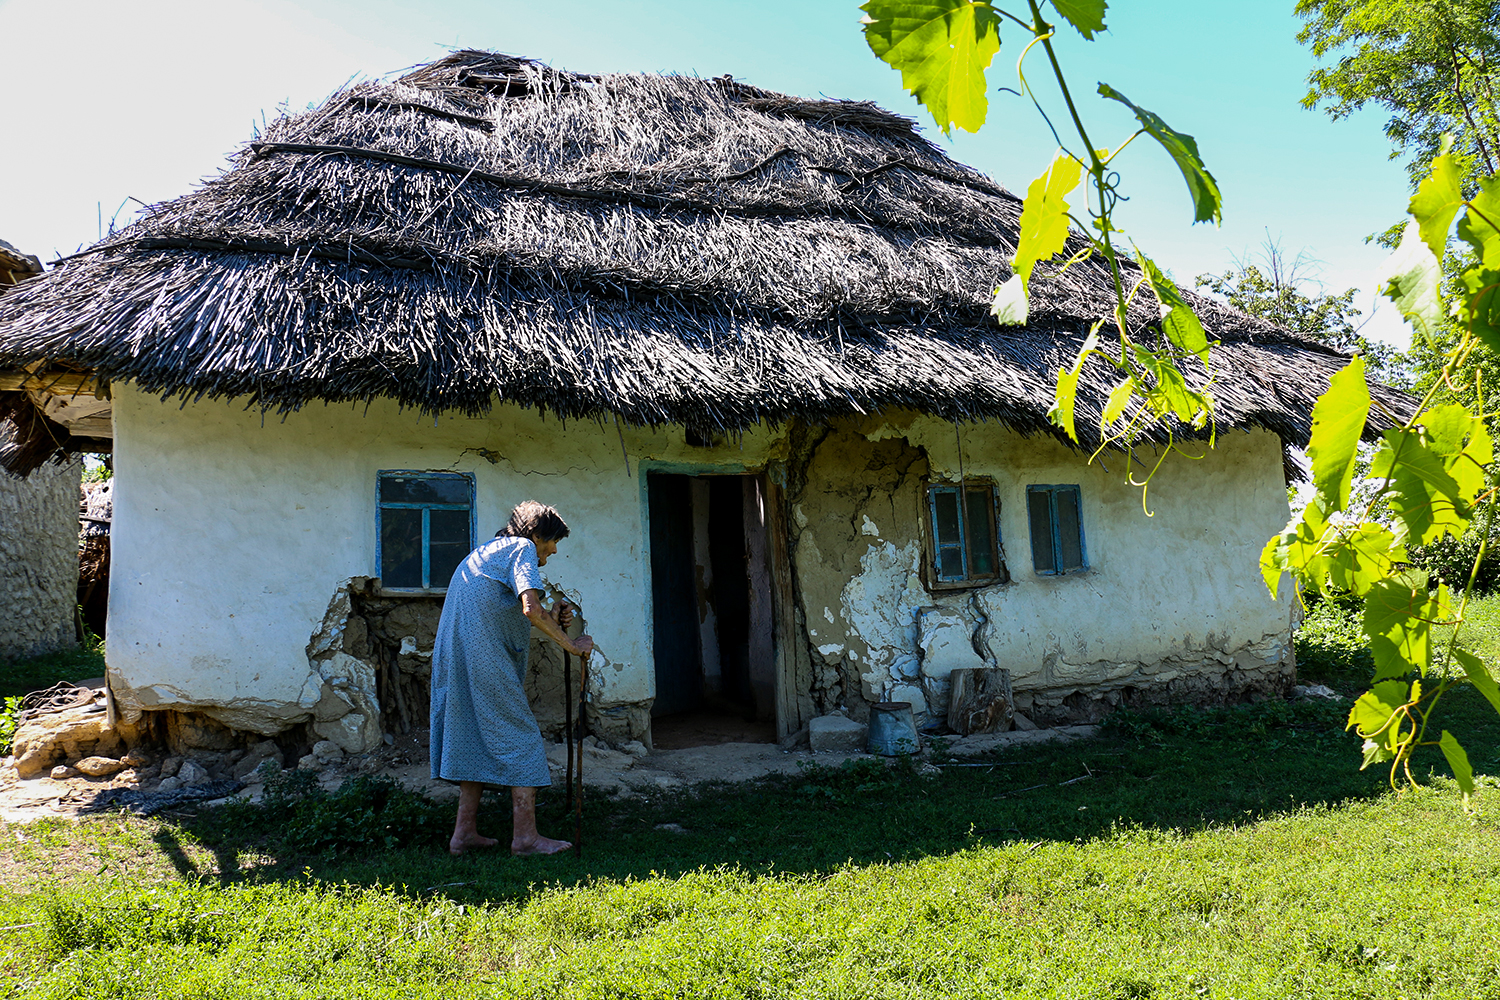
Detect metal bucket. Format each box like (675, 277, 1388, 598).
(867, 701, 920, 756)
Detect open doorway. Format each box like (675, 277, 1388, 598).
(647, 473, 777, 748)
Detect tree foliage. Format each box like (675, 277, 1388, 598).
(1297, 0, 1500, 186)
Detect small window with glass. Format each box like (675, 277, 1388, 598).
(1027, 484, 1087, 575)
(925, 481, 1006, 588)
(377, 471, 475, 591)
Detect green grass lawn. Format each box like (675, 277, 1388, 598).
(4, 686, 1500, 999)
(3, 613, 1500, 998)
(0, 646, 104, 699)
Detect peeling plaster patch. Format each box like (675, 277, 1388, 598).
(823, 607, 835, 624)
(861, 515, 880, 537)
(817, 643, 845, 658)
(793, 504, 808, 529)
(841, 538, 928, 707)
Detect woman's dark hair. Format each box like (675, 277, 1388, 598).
(497, 500, 570, 543)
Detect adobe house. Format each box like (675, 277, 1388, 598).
(0, 52, 1407, 754)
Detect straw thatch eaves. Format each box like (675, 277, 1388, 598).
(0, 50, 1409, 477)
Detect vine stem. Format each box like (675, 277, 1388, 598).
(1024, 0, 1129, 338)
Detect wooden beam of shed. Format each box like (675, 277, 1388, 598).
(0, 370, 101, 397)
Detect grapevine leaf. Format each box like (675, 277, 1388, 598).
(1048, 326, 1100, 443)
(1370, 429, 1468, 544)
(1376, 219, 1443, 338)
(1422, 404, 1492, 502)
(1347, 679, 1410, 754)
(1454, 648, 1500, 716)
(1260, 532, 1287, 599)
(1361, 738, 1395, 769)
(1098, 84, 1221, 225)
(1049, 0, 1107, 39)
(1455, 265, 1500, 355)
(1013, 152, 1084, 286)
(1278, 496, 1333, 594)
(1131, 345, 1210, 426)
(1306, 356, 1369, 513)
(860, 0, 1001, 135)
(1439, 730, 1475, 799)
(1101, 377, 1134, 429)
(991, 274, 1028, 325)
(1457, 173, 1500, 266)
(1138, 253, 1210, 362)
(1324, 523, 1406, 597)
(1408, 148, 1465, 261)
(1363, 580, 1436, 679)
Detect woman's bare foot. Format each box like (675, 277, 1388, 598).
(511, 834, 572, 856)
(449, 832, 499, 856)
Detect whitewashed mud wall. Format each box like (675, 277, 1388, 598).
(106, 387, 785, 745)
(108, 386, 1292, 746)
(788, 414, 1295, 726)
(0, 453, 81, 660)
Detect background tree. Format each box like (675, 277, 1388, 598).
(1297, 0, 1500, 187)
(1195, 238, 1402, 386)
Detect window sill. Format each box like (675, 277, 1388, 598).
(924, 576, 1008, 593)
(376, 587, 449, 598)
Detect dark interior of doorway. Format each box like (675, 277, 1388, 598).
(648, 473, 776, 749)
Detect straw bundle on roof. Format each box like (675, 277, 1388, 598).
(0, 50, 1409, 476)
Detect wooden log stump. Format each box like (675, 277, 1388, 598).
(946, 668, 1014, 735)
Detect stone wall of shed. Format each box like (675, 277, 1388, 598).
(0, 452, 81, 660)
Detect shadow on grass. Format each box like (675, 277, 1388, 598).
(126, 686, 1500, 907)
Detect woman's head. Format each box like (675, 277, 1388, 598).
(498, 500, 570, 544)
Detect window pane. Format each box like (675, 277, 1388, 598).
(1027, 489, 1056, 574)
(937, 544, 965, 580)
(1057, 487, 1084, 570)
(931, 489, 962, 548)
(380, 507, 423, 588)
(379, 474, 470, 506)
(965, 488, 996, 576)
(428, 508, 471, 588)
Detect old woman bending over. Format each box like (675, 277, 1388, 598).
(429, 500, 594, 856)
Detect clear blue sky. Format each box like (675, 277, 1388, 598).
(0, 0, 1414, 344)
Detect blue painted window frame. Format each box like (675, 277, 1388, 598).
(375, 470, 476, 592)
(1026, 484, 1087, 575)
(925, 481, 1005, 587)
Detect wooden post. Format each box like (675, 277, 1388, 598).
(946, 668, 1014, 735)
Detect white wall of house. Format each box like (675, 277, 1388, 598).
(106, 385, 783, 733)
(796, 415, 1295, 722)
(107, 385, 1293, 737)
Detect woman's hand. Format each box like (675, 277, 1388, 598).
(554, 601, 574, 629)
(570, 634, 595, 658)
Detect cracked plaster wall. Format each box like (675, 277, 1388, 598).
(104, 386, 786, 740)
(789, 415, 1296, 726)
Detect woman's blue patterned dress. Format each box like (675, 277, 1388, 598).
(429, 535, 551, 787)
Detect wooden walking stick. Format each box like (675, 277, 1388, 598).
(563, 649, 574, 810)
(574, 649, 589, 858)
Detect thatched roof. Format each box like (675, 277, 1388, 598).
(0, 50, 1408, 474)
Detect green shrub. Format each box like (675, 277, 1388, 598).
(0, 695, 20, 756)
(1294, 593, 1373, 689)
(1409, 531, 1500, 595)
